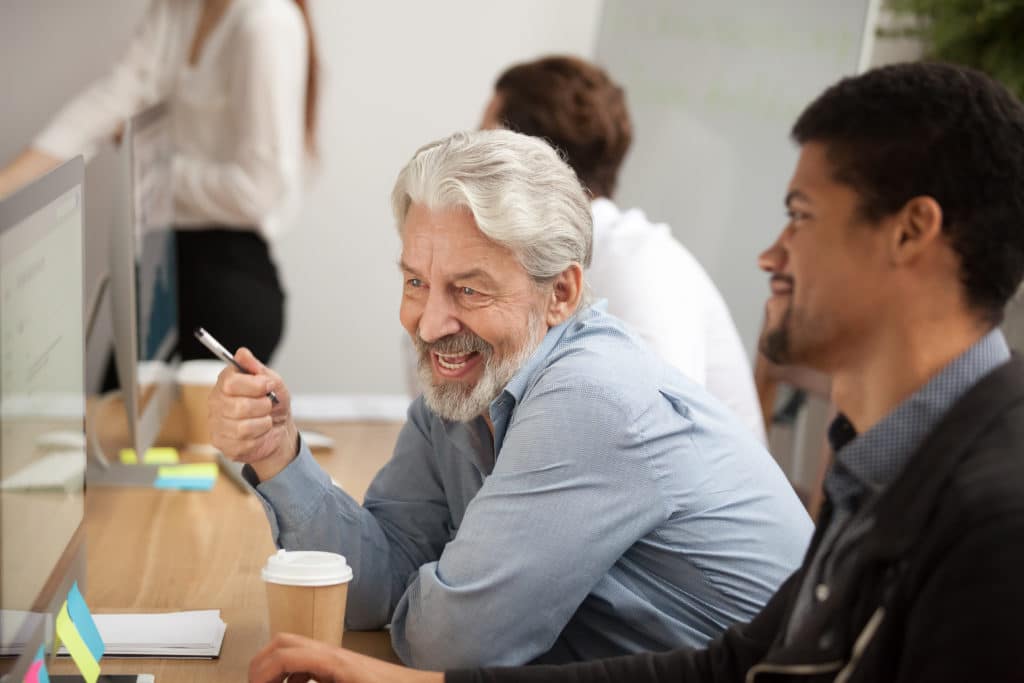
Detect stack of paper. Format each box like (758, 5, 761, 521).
(60, 610, 226, 658)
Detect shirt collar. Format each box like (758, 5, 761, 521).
(825, 328, 1010, 506)
(486, 304, 602, 455)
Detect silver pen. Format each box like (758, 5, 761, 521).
(193, 327, 279, 404)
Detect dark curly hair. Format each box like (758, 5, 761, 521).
(793, 62, 1024, 323)
(493, 56, 632, 199)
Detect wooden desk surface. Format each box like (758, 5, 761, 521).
(51, 420, 404, 681)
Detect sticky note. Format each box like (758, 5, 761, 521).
(55, 602, 100, 683)
(67, 583, 104, 662)
(157, 463, 217, 480)
(119, 447, 180, 465)
(153, 477, 216, 491)
(24, 645, 48, 683)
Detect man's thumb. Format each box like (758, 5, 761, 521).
(234, 347, 266, 375)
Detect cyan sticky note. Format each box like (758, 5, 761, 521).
(67, 582, 104, 662)
(157, 463, 217, 480)
(153, 477, 216, 491)
(119, 447, 180, 465)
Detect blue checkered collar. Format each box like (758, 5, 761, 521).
(825, 328, 1010, 507)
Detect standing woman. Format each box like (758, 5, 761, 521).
(0, 0, 318, 364)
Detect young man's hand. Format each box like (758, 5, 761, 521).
(249, 633, 445, 683)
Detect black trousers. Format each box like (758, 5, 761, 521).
(175, 227, 285, 364)
(101, 227, 285, 391)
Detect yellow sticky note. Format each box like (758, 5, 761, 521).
(55, 601, 100, 683)
(156, 463, 218, 480)
(119, 447, 180, 465)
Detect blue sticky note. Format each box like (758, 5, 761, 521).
(153, 477, 215, 491)
(66, 582, 104, 662)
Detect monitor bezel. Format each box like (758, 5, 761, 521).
(0, 157, 87, 682)
(110, 101, 179, 460)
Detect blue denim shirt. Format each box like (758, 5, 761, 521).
(249, 304, 812, 668)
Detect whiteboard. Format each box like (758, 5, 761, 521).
(595, 0, 875, 355)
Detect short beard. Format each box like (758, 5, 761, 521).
(759, 306, 792, 364)
(414, 312, 544, 422)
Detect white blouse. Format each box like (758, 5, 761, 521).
(588, 198, 767, 443)
(34, 0, 308, 239)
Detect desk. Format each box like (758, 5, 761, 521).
(51, 420, 404, 681)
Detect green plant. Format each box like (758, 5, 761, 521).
(885, 0, 1024, 100)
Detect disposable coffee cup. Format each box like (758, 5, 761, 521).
(262, 550, 353, 645)
(176, 360, 225, 449)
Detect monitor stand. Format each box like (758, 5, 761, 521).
(84, 461, 159, 487)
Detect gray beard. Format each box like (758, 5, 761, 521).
(415, 313, 543, 422)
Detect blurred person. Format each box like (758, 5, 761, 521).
(250, 62, 1024, 683)
(481, 55, 766, 443)
(212, 129, 811, 669)
(0, 0, 319, 364)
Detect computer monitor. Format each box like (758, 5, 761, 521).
(109, 102, 179, 462)
(0, 158, 87, 681)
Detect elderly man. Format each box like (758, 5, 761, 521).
(250, 63, 1024, 683)
(213, 129, 810, 670)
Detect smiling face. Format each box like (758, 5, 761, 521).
(399, 202, 550, 422)
(758, 142, 892, 370)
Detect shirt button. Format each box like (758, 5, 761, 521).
(818, 631, 835, 650)
(815, 583, 831, 602)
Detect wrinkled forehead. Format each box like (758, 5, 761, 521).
(400, 202, 525, 279)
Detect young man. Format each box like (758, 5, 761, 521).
(249, 62, 1024, 683)
(212, 130, 810, 670)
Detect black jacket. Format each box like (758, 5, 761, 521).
(451, 355, 1024, 683)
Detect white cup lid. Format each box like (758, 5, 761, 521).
(261, 550, 353, 586)
(176, 359, 226, 386)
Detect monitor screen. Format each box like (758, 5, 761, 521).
(0, 159, 86, 679)
(132, 106, 177, 365)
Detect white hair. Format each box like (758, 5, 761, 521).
(391, 129, 592, 304)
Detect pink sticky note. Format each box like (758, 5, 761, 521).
(23, 660, 43, 683)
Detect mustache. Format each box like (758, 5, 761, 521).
(414, 332, 491, 356)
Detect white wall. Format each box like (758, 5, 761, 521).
(274, 1, 603, 398)
(1, 0, 603, 406)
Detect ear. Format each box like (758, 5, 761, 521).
(890, 196, 943, 265)
(545, 263, 583, 327)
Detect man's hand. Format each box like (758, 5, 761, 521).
(209, 347, 298, 481)
(249, 633, 444, 683)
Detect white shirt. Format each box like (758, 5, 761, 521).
(588, 198, 766, 443)
(33, 0, 307, 240)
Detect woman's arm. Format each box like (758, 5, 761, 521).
(32, 0, 172, 162)
(0, 149, 61, 198)
(0, 0, 172, 197)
